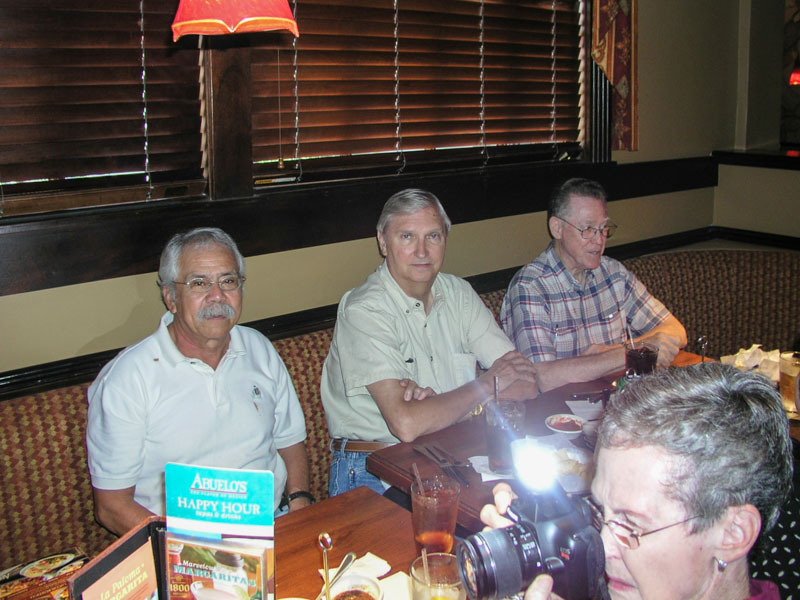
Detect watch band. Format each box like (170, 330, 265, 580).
(286, 490, 315, 504)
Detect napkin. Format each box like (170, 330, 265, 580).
(379, 571, 411, 600)
(564, 400, 603, 422)
(317, 552, 391, 581)
(721, 344, 780, 383)
(467, 455, 509, 482)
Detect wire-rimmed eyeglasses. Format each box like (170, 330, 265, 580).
(558, 217, 617, 240)
(173, 275, 245, 293)
(584, 497, 699, 550)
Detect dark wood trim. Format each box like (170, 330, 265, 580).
(713, 149, 800, 171)
(205, 43, 255, 199)
(2, 224, 797, 402)
(0, 156, 718, 297)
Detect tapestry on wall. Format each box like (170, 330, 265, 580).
(592, 0, 638, 151)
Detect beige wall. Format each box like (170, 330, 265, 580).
(0, 189, 715, 372)
(715, 165, 800, 235)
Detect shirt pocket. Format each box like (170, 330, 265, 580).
(451, 353, 478, 388)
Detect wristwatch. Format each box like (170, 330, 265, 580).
(286, 490, 315, 504)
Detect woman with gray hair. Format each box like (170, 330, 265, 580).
(483, 363, 793, 600)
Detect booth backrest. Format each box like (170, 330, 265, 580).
(623, 249, 800, 357)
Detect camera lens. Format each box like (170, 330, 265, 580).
(457, 523, 545, 600)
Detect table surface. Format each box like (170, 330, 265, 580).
(274, 486, 417, 600)
(367, 351, 708, 533)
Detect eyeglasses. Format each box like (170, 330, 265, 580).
(558, 217, 617, 240)
(173, 275, 245, 293)
(585, 498, 699, 550)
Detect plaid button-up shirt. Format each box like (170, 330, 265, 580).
(500, 243, 671, 362)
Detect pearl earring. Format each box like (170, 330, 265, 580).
(714, 557, 728, 572)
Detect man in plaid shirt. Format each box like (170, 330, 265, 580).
(500, 178, 686, 392)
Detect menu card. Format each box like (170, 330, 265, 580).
(164, 464, 275, 600)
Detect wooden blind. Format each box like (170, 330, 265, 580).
(251, 0, 584, 181)
(0, 0, 203, 211)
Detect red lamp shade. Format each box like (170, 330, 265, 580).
(791, 66, 800, 86)
(171, 0, 299, 41)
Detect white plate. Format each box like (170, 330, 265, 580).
(545, 414, 585, 438)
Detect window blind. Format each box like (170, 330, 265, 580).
(0, 0, 202, 212)
(251, 0, 584, 182)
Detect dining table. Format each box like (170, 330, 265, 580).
(274, 486, 417, 600)
(366, 350, 709, 533)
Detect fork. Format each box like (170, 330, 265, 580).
(429, 442, 472, 469)
(413, 445, 470, 487)
(424, 444, 471, 488)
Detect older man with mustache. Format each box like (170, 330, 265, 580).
(87, 227, 311, 535)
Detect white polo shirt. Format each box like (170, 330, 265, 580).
(87, 312, 306, 515)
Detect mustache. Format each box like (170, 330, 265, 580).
(197, 303, 236, 321)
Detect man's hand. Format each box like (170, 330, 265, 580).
(480, 351, 539, 400)
(399, 379, 437, 402)
(639, 330, 682, 367)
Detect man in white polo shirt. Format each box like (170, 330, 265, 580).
(321, 189, 539, 497)
(87, 227, 311, 535)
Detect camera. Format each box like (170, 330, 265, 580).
(457, 479, 605, 600)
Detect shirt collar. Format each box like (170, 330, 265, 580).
(377, 261, 443, 313)
(545, 242, 597, 289)
(155, 311, 245, 367)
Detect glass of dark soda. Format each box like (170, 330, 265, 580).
(624, 341, 659, 375)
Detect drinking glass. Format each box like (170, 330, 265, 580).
(779, 352, 800, 414)
(624, 341, 658, 375)
(409, 553, 465, 600)
(483, 399, 526, 474)
(410, 476, 460, 555)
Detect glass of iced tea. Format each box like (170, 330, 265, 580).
(779, 352, 800, 414)
(624, 341, 659, 375)
(410, 476, 460, 555)
(409, 553, 465, 600)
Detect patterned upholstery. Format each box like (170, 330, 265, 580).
(0, 384, 117, 568)
(623, 250, 800, 358)
(272, 328, 334, 505)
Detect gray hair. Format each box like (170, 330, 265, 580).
(157, 227, 246, 299)
(376, 189, 452, 234)
(598, 363, 793, 535)
(548, 178, 607, 220)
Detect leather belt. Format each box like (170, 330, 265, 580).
(331, 438, 393, 453)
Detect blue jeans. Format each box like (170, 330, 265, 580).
(328, 440, 387, 497)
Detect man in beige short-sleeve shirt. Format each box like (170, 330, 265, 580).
(321, 189, 539, 497)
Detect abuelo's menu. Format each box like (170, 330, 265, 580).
(163, 464, 276, 600)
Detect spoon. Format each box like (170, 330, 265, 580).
(318, 533, 333, 600)
(314, 551, 357, 600)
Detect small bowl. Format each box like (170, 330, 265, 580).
(545, 414, 585, 438)
(329, 573, 383, 600)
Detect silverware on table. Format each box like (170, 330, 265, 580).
(413, 444, 470, 488)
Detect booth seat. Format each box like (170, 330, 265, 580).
(2, 248, 798, 572)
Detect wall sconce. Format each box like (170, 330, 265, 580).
(171, 0, 299, 41)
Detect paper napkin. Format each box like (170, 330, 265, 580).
(564, 400, 604, 422)
(721, 344, 780, 383)
(379, 571, 411, 600)
(317, 552, 391, 581)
